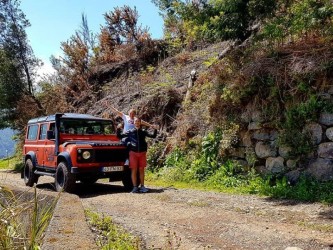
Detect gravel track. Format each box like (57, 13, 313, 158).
(1, 171, 333, 250)
(78, 182, 333, 250)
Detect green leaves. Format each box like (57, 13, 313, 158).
(261, 0, 333, 43)
(0, 0, 41, 129)
(153, 0, 280, 52)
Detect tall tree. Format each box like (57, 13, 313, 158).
(152, 0, 277, 47)
(0, 0, 39, 94)
(0, 0, 43, 129)
(97, 5, 152, 63)
(78, 13, 96, 63)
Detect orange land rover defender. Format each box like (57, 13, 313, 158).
(22, 113, 131, 192)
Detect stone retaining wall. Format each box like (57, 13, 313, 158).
(229, 110, 333, 182)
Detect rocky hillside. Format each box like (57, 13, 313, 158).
(82, 35, 333, 183)
(88, 41, 231, 134)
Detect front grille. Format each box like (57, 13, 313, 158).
(94, 148, 128, 163)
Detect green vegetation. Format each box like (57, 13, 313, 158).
(0, 156, 23, 173)
(85, 210, 183, 249)
(0, 0, 43, 130)
(260, 175, 333, 203)
(147, 131, 333, 204)
(85, 210, 140, 250)
(260, 0, 333, 44)
(0, 187, 57, 249)
(278, 96, 326, 157)
(0, 157, 17, 170)
(153, 0, 277, 51)
(147, 165, 333, 204)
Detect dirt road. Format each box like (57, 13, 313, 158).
(1, 170, 333, 250)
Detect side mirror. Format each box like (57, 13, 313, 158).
(46, 130, 55, 140)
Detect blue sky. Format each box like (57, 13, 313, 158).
(20, 0, 164, 77)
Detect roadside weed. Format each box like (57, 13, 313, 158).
(0, 157, 16, 170)
(85, 210, 141, 250)
(164, 230, 181, 250)
(0, 186, 57, 249)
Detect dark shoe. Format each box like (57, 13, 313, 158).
(139, 186, 149, 193)
(131, 186, 139, 193)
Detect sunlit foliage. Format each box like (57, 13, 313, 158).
(0, 0, 43, 129)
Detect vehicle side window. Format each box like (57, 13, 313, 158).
(49, 123, 55, 132)
(39, 124, 48, 140)
(27, 125, 38, 140)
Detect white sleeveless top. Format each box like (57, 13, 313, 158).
(122, 114, 135, 132)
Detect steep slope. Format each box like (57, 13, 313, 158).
(88, 41, 231, 134)
(85, 35, 333, 182)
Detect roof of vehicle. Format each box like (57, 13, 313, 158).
(27, 113, 109, 124)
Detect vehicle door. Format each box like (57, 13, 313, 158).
(37, 123, 48, 167)
(24, 124, 40, 162)
(42, 123, 56, 168)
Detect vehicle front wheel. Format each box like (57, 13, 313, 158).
(24, 159, 38, 187)
(55, 162, 75, 192)
(122, 168, 133, 191)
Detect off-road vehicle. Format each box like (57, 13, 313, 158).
(22, 113, 131, 192)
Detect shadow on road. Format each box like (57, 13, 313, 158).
(319, 208, 333, 220)
(76, 182, 166, 198)
(35, 181, 165, 198)
(263, 196, 333, 220)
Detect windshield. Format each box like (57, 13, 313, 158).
(60, 119, 115, 135)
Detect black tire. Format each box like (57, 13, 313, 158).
(24, 159, 38, 187)
(122, 168, 133, 191)
(55, 162, 75, 192)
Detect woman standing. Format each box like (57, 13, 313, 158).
(117, 117, 157, 193)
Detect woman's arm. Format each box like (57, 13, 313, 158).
(145, 128, 157, 138)
(110, 106, 123, 118)
(141, 120, 153, 127)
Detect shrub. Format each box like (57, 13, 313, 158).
(14, 162, 24, 172)
(164, 147, 187, 169)
(279, 95, 324, 157)
(206, 160, 243, 187)
(147, 142, 166, 173)
(187, 129, 222, 181)
(259, 174, 333, 203)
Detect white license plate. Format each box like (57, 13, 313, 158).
(102, 166, 124, 172)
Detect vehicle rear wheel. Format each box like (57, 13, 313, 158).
(24, 159, 38, 187)
(55, 162, 75, 192)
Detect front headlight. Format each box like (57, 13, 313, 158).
(82, 150, 91, 160)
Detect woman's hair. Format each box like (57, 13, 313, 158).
(129, 109, 136, 115)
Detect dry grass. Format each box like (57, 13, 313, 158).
(0, 186, 58, 249)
